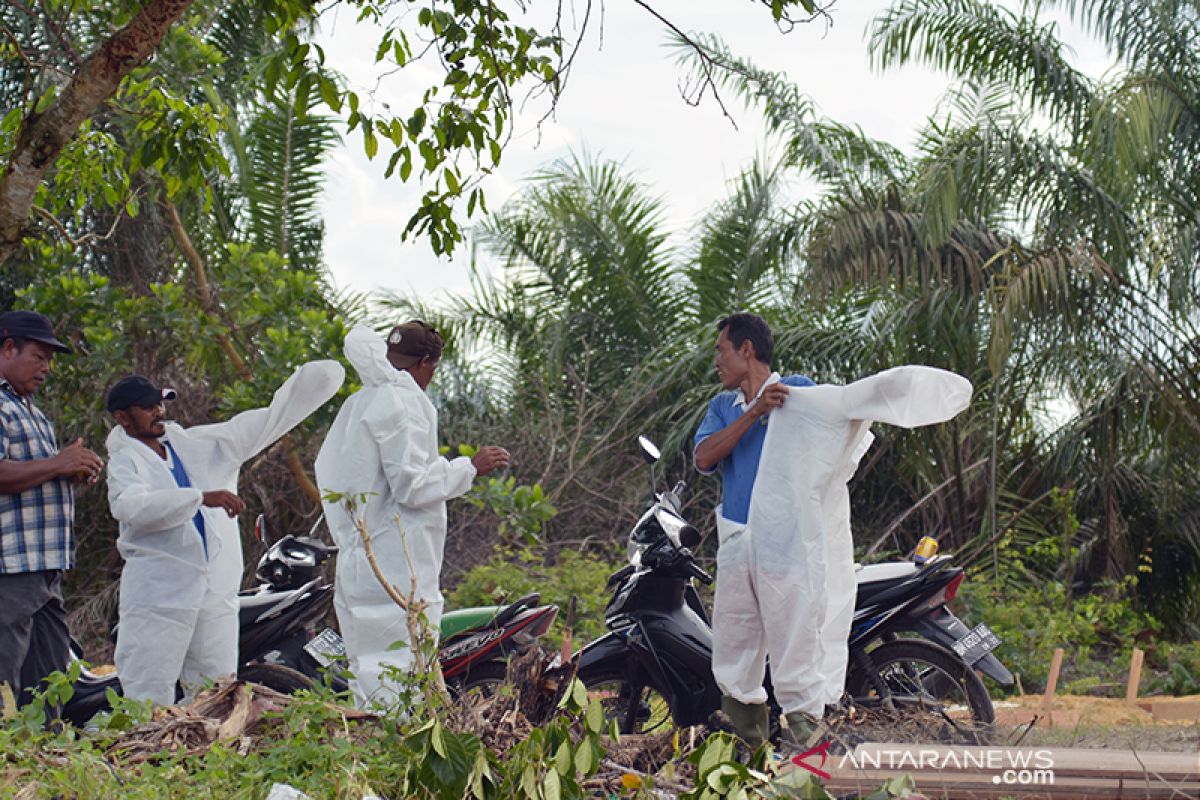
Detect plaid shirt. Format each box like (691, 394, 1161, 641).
(0, 380, 74, 573)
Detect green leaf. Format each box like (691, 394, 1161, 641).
(573, 738, 594, 775)
(571, 678, 588, 708)
(34, 85, 58, 113)
(553, 740, 572, 776)
(541, 768, 561, 800)
(319, 76, 341, 112)
(470, 749, 490, 799)
(431, 720, 447, 757)
(585, 696, 604, 734)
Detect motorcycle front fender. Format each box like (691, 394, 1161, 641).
(62, 673, 122, 727)
(912, 607, 1015, 688)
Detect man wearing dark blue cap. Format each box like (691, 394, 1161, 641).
(104, 360, 344, 705)
(0, 310, 104, 707)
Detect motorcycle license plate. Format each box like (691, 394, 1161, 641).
(951, 623, 1002, 666)
(303, 627, 346, 667)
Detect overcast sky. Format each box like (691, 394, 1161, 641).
(314, 1, 1112, 307)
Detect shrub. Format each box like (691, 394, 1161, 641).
(447, 545, 625, 649)
(956, 572, 1159, 696)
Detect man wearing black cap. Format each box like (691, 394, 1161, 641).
(104, 360, 344, 705)
(0, 310, 104, 706)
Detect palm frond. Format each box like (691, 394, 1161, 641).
(686, 155, 803, 324)
(870, 0, 1096, 126)
(670, 33, 910, 192)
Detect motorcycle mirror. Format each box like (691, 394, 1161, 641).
(637, 436, 660, 464)
(679, 524, 701, 550)
(637, 436, 660, 499)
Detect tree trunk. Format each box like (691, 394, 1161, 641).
(0, 0, 197, 264)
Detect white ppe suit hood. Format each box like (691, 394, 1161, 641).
(711, 365, 972, 717)
(107, 360, 345, 705)
(315, 326, 476, 709)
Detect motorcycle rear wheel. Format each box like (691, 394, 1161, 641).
(238, 663, 316, 695)
(580, 672, 673, 735)
(451, 660, 510, 699)
(844, 639, 994, 745)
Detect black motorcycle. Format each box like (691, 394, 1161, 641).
(63, 516, 557, 725)
(575, 436, 1003, 745)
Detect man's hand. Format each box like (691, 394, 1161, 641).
(471, 446, 511, 476)
(749, 382, 790, 419)
(54, 438, 104, 484)
(202, 490, 245, 518)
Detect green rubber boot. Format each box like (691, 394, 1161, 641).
(782, 710, 820, 750)
(720, 696, 770, 750)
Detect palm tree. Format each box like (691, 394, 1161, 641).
(664, 0, 1200, 623)
(865, 0, 1200, 626)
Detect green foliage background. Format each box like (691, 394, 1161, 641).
(2, 0, 1199, 696)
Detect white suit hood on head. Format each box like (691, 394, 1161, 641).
(316, 325, 476, 710)
(344, 325, 402, 388)
(108, 360, 345, 706)
(711, 365, 972, 718)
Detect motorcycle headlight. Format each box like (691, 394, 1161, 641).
(283, 546, 317, 567)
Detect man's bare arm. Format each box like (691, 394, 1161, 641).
(694, 383, 790, 471)
(0, 439, 103, 493)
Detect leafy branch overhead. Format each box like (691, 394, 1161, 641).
(0, 0, 836, 264)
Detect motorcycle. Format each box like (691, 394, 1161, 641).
(63, 516, 557, 725)
(575, 436, 1004, 745)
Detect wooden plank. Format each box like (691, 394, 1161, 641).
(820, 771, 1200, 800)
(1126, 647, 1145, 705)
(1135, 697, 1200, 722)
(840, 744, 1200, 780)
(801, 745, 1200, 800)
(1043, 647, 1065, 724)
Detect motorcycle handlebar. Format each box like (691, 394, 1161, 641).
(677, 548, 713, 585)
(686, 560, 714, 585)
(641, 546, 712, 584)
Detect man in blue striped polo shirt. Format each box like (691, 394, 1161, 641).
(694, 312, 815, 749)
(0, 310, 103, 707)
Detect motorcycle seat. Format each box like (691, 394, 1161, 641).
(855, 554, 950, 587)
(490, 593, 541, 629)
(855, 562, 918, 585)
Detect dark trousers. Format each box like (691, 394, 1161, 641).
(0, 570, 69, 706)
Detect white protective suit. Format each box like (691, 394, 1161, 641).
(314, 326, 476, 709)
(711, 366, 972, 717)
(107, 361, 344, 706)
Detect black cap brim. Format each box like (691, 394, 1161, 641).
(27, 334, 71, 354)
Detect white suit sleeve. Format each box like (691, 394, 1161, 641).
(107, 454, 203, 534)
(365, 403, 476, 507)
(189, 360, 345, 466)
(842, 366, 972, 428)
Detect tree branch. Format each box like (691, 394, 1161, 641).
(164, 200, 324, 505)
(31, 203, 123, 247)
(0, 0, 197, 264)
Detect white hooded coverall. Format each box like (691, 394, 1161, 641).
(709, 366, 972, 717)
(107, 361, 344, 706)
(314, 326, 476, 709)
